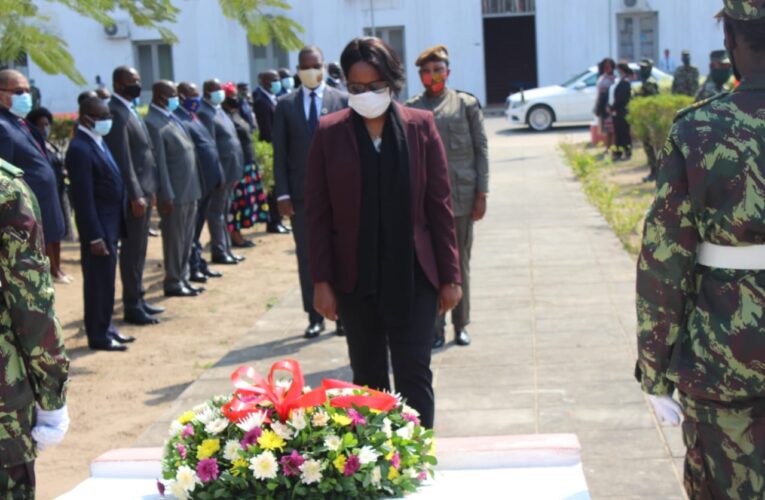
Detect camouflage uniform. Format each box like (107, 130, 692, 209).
(672, 65, 701, 96)
(695, 77, 732, 102)
(0, 159, 69, 499)
(635, 40, 765, 500)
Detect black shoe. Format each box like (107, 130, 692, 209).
(642, 173, 657, 183)
(304, 320, 326, 339)
(211, 254, 238, 265)
(204, 268, 223, 278)
(432, 328, 445, 349)
(189, 271, 208, 283)
(109, 331, 136, 344)
(232, 240, 256, 248)
(142, 302, 165, 315)
(164, 286, 199, 297)
(267, 224, 290, 234)
(183, 281, 206, 294)
(124, 309, 160, 325)
(228, 252, 246, 262)
(334, 321, 346, 337)
(89, 339, 128, 352)
(455, 329, 472, 346)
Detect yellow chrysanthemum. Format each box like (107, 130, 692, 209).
(333, 454, 347, 473)
(257, 430, 286, 451)
(331, 413, 352, 426)
(196, 438, 220, 460)
(387, 466, 400, 480)
(177, 411, 195, 424)
(231, 457, 248, 476)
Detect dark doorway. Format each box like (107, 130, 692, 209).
(483, 15, 537, 105)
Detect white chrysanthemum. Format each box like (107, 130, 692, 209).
(395, 422, 414, 441)
(205, 417, 229, 435)
(404, 468, 418, 479)
(358, 446, 381, 465)
(381, 418, 392, 438)
(311, 410, 329, 427)
(175, 465, 200, 492)
(370, 466, 382, 485)
(401, 404, 419, 417)
(324, 434, 341, 451)
(168, 420, 184, 437)
(167, 480, 189, 500)
(271, 421, 295, 440)
(195, 406, 219, 425)
(223, 439, 242, 461)
(249, 451, 278, 480)
(236, 410, 267, 432)
(289, 409, 307, 430)
(299, 458, 323, 485)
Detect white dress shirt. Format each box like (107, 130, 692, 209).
(608, 76, 625, 107)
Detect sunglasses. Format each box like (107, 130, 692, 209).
(347, 81, 389, 95)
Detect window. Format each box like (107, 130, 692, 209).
(249, 42, 289, 87)
(0, 52, 29, 75)
(362, 26, 407, 99)
(134, 41, 174, 101)
(482, 0, 535, 16)
(617, 13, 658, 63)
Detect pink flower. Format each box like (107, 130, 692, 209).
(240, 427, 262, 449)
(279, 450, 305, 476)
(391, 452, 400, 469)
(181, 424, 194, 439)
(343, 454, 360, 476)
(402, 413, 421, 426)
(417, 470, 428, 481)
(347, 409, 366, 427)
(196, 458, 220, 482)
(176, 443, 187, 459)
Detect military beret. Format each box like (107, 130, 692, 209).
(710, 50, 731, 63)
(681, 50, 691, 56)
(415, 45, 449, 67)
(718, 0, 765, 20)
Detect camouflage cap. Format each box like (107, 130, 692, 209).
(710, 49, 731, 64)
(415, 45, 449, 67)
(718, 0, 765, 20)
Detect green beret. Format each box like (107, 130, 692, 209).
(719, 0, 765, 20)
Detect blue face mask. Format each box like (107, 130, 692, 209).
(182, 97, 201, 113)
(167, 96, 180, 112)
(9, 93, 33, 117)
(270, 81, 283, 95)
(93, 119, 113, 136)
(281, 77, 295, 91)
(209, 90, 225, 105)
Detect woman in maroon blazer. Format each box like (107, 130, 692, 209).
(305, 37, 462, 427)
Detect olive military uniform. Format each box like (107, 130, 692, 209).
(0, 159, 69, 499)
(672, 65, 701, 97)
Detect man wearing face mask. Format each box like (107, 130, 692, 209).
(236, 82, 257, 131)
(326, 62, 347, 92)
(175, 82, 225, 283)
(198, 78, 245, 265)
(66, 97, 132, 351)
(273, 45, 348, 339)
(104, 66, 164, 325)
(278, 68, 296, 96)
(406, 45, 488, 349)
(0, 69, 66, 283)
(145, 81, 203, 297)
(696, 50, 734, 102)
(672, 50, 701, 96)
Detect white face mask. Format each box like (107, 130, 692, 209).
(348, 88, 392, 119)
(298, 68, 324, 90)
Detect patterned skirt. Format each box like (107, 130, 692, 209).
(227, 162, 269, 232)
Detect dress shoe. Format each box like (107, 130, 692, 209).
(142, 302, 165, 315)
(211, 254, 238, 265)
(189, 271, 208, 283)
(455, 329, 472, 346)
(89, 339, 128, 352)
(432, 328, 445, 349)
(183, 281, 206, 294)
(109, 331, 136, 344)
(124, 309, 160, 326)
(232, 240, 256, 248)
(228, 252, 246, 262)
(204, 268, 223, 278)
(148, 228, 159, 237)
(334, 321, 346, 337)
(304, 320, 326, 339)
(267, 224, 290, 234)
(164, 286, 199, 298)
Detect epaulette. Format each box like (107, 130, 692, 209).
(404, 93, 423, 106)
(674, 92, 728, 122)
(455, 90, 482, 109)
(0, 159, 23, 178)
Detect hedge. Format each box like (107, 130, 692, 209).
(626, 94, 694, 154)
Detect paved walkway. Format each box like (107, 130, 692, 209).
(136, 119, 686, 499)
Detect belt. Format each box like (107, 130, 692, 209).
(697, 242, 765, 270)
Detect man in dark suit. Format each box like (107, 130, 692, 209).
(236, 82, 257, 131)
(66, 97, 133, 351)
(609, 62, 633, 161)
(104, 66, 164, 325)
(198, 78, 245, 265)
(176, 82, 225, 283)
(273, 45, 348, 338)
(145, 81, 203, 297)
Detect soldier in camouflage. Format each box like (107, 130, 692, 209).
(0, 158, 70, 498)
(636, 59, 661, 182)
(635, 1, 765, 497)
(672, 50, 701, 97)
(695, 50, 734, 102)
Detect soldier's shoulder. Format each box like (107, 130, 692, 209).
(455, 90, 482, 109)
(0, 159, 23, 179)
(674, 92, 729, 123)
(404, 93, 426, 108)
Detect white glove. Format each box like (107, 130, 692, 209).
(648, 395, 683, 426)
(31, 404, 70, 451)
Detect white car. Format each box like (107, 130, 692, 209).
(505, 65, 673, 131)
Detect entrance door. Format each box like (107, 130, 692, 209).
(617, 12, 658, 63)
(134, 41, 174, 104)
(483, 15, 537, 105)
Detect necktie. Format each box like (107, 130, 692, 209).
(18, 119, 47, 157)
(308, 91, 318, 135)
(101, 143, 120, 175)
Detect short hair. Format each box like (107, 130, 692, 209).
(112, 66, 135, 85)
(616, 62, 631, 74)
(278, 68, 292, 78)
(26, 107, 53, 125)
(78, 90, 98, 105)
(0, 69, 25, 88)
(724, 14, 765, 53)
(79, 97, 105, 116)
(340, 37, 406, 94)
(298, 45, 324, 65)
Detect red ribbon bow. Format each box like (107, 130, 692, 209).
(222, 359, 398, 423)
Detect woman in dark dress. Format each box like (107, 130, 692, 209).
(305, 37, 462, 427)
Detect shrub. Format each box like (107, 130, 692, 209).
(627, 94, 693, 154)
(49, 112, 77, 150)
(254, 136, 274, 189)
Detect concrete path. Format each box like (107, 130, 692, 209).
(135, 118, 686, 499)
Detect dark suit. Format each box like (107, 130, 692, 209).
(305, 103, 461, 427)
(66, 129, 125, 346)
(611, 78, 633, 156)
(104, 96, 158, 312)
(252, 87, 276, 143)
(273, 85, 348, 319)
(0, 109, 65, 245)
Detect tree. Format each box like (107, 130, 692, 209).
(0, 0, 304, 85)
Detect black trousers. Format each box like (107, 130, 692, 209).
(336, 265, 438, 428)
(291, 199, 321, 323)
(81, 240, 118, 346)
(189, 191, 212, 275)
(119, 203, 152, 311)
(613, 113, 632, 155)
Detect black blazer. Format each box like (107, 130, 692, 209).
(252, 87, 276, 143)
(612, 79, 632, 117)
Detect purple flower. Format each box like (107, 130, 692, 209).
(402, 413, 421, 426)
(391, 452, 400, 469)
(279, 450, 305, 477)
(176, 443, 187, 459)
(181, 424, 194, 439)
(240, 427, 262, 450)
(196, 458, 220, 482)
(347, 409, 366, 427)
(156, 480, 166, 497)
(343, 454, 360, 476)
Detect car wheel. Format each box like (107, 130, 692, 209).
(527, 105, 554, 132)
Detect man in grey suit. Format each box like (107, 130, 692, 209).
(197, 78, 245, 265)
(104, 66, 164, 325)
(144, 81, 203, 297)
(273, 45, 348, 339)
